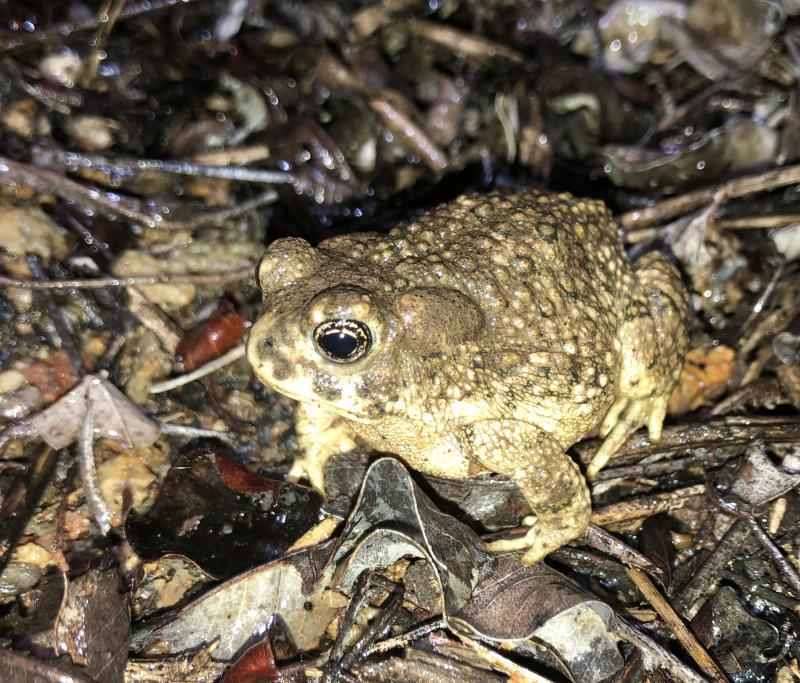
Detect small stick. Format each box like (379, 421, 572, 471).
(81, 0, 127, 86)
(149, 344, 246, 394)
(449, 632, 556, 682)
(591, 484, 706, 526)
(0, 444, 59, 573)
(573, 416, 800, 469)
(626, 567, 728, 682)
(126, 288, 182, 354)
(362, 619, 446, 657)
(60, 150, 294, 185)
(0, 0, 199, 52)
(745, 516, 800, 594)
(350, 0, 420, 38)
(77, 400, 113, 535)
(159, 424, 236, 445)
(51, 465, 79, 573)
(673, 519, 751, 618)
(0, 156, 277, 230)
(582, 523, 665, 579)
(769, 497, 788, 536)
(593, 453, 730, 482)
(0, 267, 254, 290)
(615, 619, 711, 683)
(405, 19, 525, 64)
(619, 163, 800, 231)
(339, 586, 404, 672)
(368, 98, 449, 172)
(717, 214, 800, 230)
(192, 143, 272, 166)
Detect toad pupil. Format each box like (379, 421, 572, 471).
(314, 320, 371, 362)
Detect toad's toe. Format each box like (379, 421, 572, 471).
(588, 394, 670, 478)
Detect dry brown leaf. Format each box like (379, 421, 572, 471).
(23, 349, 79, 403)
(668, 345, 735, 416)
(29, 374, 160, 450)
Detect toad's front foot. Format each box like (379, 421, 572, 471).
(287, 455, 327, 495)
(587, 393, 670, 479)
(291, 401, 358, 496)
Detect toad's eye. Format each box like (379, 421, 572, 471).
(313, 320, 372, 363)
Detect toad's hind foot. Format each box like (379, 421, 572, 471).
(485, 509, 588, 565)
(468, 420, 592, 565)
(586, 393, 670, 479)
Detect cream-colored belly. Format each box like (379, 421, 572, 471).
(351, 421, 476, 479)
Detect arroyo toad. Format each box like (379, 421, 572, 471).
(247, 191, 688, 564)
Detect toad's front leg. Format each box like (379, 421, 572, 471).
(587, 252, 688, 478)
(465, 420, 591, 565)
(291, 401, 357, 495)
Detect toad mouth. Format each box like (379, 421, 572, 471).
(254, 369, 374, 424)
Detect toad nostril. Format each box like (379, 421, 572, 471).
(262, 337, 275, 350)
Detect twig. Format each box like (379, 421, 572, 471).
(25, 255, 85, 376)
(0, 649, 92, 683)
(573, 416, 800, 469)
(368, 98, 449, 172)
(338, 586, 404, 672)
(618, 163, 800, 232)
(626, 567, 728, 682)
(191, 143, 272, 166)
(59, 150, 294, 185)
(78, 399, 114, 535)
(0, 0, 199, 52)
(768, 497, 788, 535)
(126, 288, 182, 354)
(615, 618, 711, 683)
(362, 619, 446, 657)
(0, 444, 59, 573)
(738, 261, 785, 337)
(0, 156, 277, 230)
(149, 344, 246, 394)
(717, 214, 800, 230)
(745, 516, 800, 594)
(159, 423, 236, 445)
(323, 571, 378, 682)
(673, 519, 752, 618)
(405, 19, 524, 64)
(82, 0, 127, 86)
(51, 465, 78, 573)
(449, 632, 556, 682)
(0, 422, 37, 453)
(593, 453, 731, 482)
(591, 485, 706, 526)
(582, 523, 665, 579)
(0, 268, 254, 289)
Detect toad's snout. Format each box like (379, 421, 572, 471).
(246, 316, 284, 383)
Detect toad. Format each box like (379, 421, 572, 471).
(247, 191, 688, 564)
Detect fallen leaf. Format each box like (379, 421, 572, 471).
(668, 345, 735, 415)
(28, 374, 160, 450)
(132, 457, 622, 681)
(176, 306, 248, 372)
(23, 350, 79, 403)
(126, 448, 321, 579)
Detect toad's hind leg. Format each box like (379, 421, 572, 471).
(588, 252, 688, 478)
(466, 420, 591, 565)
